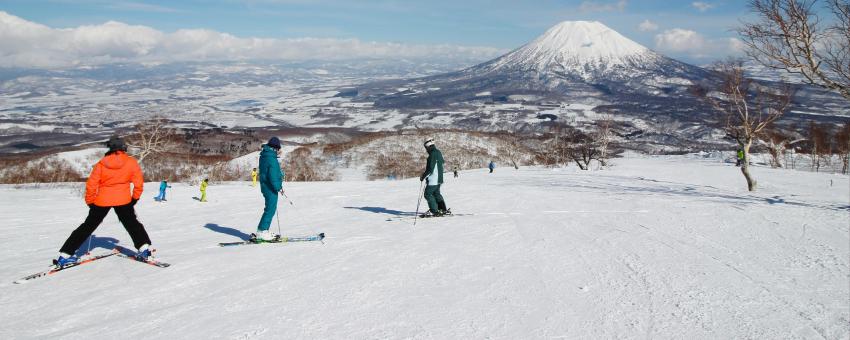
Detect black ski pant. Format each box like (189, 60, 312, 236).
(424, 184, 447, 213)
(60, 204, 152, 255)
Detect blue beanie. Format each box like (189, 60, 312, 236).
(267, 137, 281, 149)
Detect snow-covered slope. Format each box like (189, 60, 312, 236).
(0, 155, 847, 338)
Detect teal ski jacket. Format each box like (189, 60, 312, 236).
(421, 147, 444, 186)
(258, 144, 284, 195)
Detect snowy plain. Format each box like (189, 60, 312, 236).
(0, 155, 848, 339)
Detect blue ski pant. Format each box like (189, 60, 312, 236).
(257, 192, 278, 231)
(156, 188, 166, 201)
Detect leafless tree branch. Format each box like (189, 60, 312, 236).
(737, 0, 850, 100)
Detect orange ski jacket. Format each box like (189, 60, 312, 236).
(85, 151, 144, 207)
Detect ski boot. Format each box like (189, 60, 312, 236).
(135, 244, 153, 261)
(420, 210, 444, 218)
(53, 253, 79, 267)
(250, 230, 278, 243)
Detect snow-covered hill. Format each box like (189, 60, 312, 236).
(1, 155, 847, 338)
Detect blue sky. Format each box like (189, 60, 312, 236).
(0, 0, 757, 67)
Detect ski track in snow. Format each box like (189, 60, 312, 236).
(0, 155, 848, 339)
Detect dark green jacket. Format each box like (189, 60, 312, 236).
(422, 147, 444, 186)
(258, 144, 283, 195)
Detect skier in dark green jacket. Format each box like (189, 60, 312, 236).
(419, 138, 450, 217)
(252, 137, 284, 241)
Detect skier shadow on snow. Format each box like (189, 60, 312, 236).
(203, 223, 251, 240)
(560, 181, 850, 212)
(72, 235, 120, 257)
(344, 206, 417, 217)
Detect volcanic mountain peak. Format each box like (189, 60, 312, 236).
(486, 21, 660, 77)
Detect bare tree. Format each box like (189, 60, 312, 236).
(540, 124, 571, 167)
(496, 131, 527, 170)
(126, 117, 177, 163)
(807, 120, 834, 171)
(737, 0, 850, 100)
(835, 121, 850, 173)
(541, 123, 615, 170)
(569, 133, 601, 170)
(761, 126, 791, 167)
(699, 60, 793, 191)
(285, 147, 338, 181)
(594, 117, 615, 166)
(554, 128, 600, 171)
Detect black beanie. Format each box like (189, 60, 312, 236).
(267, 137, 281, 150)
(106, 135, 126, 151)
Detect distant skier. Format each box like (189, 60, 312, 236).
(453, 165, 459, 178)
(54, 135, 154, 266)
(199, 178, 209, 202)
(419, 138, 450, 217)
(736, 149, 744, 167)
(251, 168, 258, 187)
(252, 137, 284, 241)
(489, 161, 496, 173)
(155, 180, 171, 202)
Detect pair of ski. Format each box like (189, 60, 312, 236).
(387, 212, 470, 222)
(14, 233, 325, 283)
(13, 246, 169, 284)
(219, 233, 325, 247)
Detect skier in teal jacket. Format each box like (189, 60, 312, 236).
(155, 180, 171, 201)
(253, 137, 284, 241)
(419, 138, 450, 216)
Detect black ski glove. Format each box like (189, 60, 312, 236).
(130, 199, 138, 206)
(419, 174, 425, 182)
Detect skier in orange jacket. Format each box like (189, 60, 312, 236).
(55, 136, 154, 266)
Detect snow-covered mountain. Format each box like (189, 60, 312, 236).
(353, 21, 846, 137)
(480, 21, 679, 81)
(358, 21, 710, 106)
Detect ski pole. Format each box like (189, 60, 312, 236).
(275, 189, 286, 235)
(282, 191, 294, 206)
(276, 195, 282, 237)
(413, 180, 424, 228)
(85, 235, 93, 256)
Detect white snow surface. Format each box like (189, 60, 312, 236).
(0, 155, 848, 339)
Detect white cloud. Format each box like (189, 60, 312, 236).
(654, 28, 706, 52)
(692, 1, 715, 12)
(579, 0, 628, 13)
(654, 28, 744, 60)
(728, 37, 746, 53)
(638, 20, 659, 32)
(0, 11, 503, 69)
